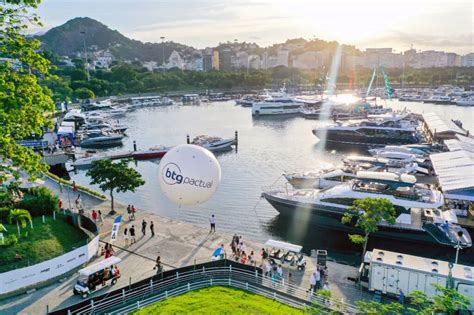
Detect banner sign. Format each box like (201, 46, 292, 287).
(110, 215, 122, 242)
(0, 236, 99, 295)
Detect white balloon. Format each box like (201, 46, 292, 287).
(158, 144, 221, 206)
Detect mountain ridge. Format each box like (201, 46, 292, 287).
(38, 17, 198, 63)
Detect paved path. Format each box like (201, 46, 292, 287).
(0, 180, 373, 314)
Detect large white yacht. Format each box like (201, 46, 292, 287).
(252, 87, 303, 116)
(262, 179, 472, 248)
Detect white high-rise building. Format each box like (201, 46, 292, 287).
(165, 51, 185, 70)
(462, 53, 474, 67)
(276, 50, 289, 67)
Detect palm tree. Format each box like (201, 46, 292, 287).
(8, 209, 32, 237)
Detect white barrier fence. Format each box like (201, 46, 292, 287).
(0, 235, 99, 295)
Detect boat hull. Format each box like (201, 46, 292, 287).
(263, 193, 445, 246)
(132, 150, 168, 160)
(313, 130, 419, 146)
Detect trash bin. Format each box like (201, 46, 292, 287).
(316, 249, 327, 267)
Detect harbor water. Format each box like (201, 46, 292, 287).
(69, 98, 474, 266)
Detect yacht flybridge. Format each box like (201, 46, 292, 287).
(284, 169, 418, 190)
(262, 179, 471, 248)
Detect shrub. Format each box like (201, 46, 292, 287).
(0, 207, 10, 222)
(17, 186, 59, 217)
(3, 234, 18, 247)
(0, 191, 13, 207)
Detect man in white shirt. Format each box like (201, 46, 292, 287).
(277, 264, 284, 285)
(209, 214, 216, 233)
(309, 271, 317, 294)
(265, 260, 272, 277)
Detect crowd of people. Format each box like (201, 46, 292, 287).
(309, 264, 330, 293)
(228, 234, 256, 265)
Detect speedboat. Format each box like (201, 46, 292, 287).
(191, 135, 236, 152)
(262, 180, 472, 248)
(423, 95, 452, 105)
(132, 145, 171, 160)
(235, 95, 256, 107)
(79, 132, 124, 148)
(456, 96, 474, 106)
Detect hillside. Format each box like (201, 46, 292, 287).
(38, 17, 198, 63)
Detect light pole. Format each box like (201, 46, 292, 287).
(160, 36, 165, 73)
(80, 31, 90, 81)
(454, 231, 464, 264)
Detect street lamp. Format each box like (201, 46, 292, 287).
(80, 31, 90, 81)
(454, 230, 464, 264)
(160, 36, 165, 73)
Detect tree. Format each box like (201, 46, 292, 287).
(7, 209, 32, 237)
(86, 159, 145, 214)
(73, 87, 95, 100)
(355, 300, 404, 315)
(356, 285, 471, 315)
(341, 198, 396, 263)
(0, 0, 56, 179)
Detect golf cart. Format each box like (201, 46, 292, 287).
(265, 239, 303, 267)
(73, 256, 122, 298)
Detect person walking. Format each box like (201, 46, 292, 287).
(130, 225, 136, 244)
(315, 268, 321, 290)
(150, 221, 155, 237)
(123, 227, 129, 246)
(131, 205, 136, 220)
(154, 256, 163, 274)
(97, 210, 103, 224)
(277, 264, 284, 285)
(265, 260, 272, 278)
(309, 271, 317, 293)
(261, 248, 268, 266)
(209, 214, 216, 233)
(91, 210, 98, 223)
(127, 205, 132, 221)
(142, 219, 147, 236)
(398, 289, 405, 306)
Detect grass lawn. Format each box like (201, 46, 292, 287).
(0, 214, 89, 272)
(134, 286, 304, 315)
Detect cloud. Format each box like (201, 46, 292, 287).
(357, 31, 473, 52)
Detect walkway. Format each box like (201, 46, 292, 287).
(0, 180, 373, 314)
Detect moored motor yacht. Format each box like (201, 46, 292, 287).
(312, 115, 421, 146)
(191, 135, 236, 152)
(252, 87, 303, 116)
(285, 166, 419, 189)
(262, 180, 472, 248)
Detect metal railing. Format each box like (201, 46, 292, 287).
(59, 262, 358, 314)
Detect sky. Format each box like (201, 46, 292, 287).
(32, 0, 473, 54)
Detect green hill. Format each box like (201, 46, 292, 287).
(38, 17, 197, 63)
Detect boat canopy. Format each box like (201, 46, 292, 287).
(356, 171, 417, 184)
(78, 256, 122, 277)
(57, 126, 75, 142)
(264, 239, 302, 253)
(430, 150, 474, 201)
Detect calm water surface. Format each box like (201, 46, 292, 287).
(69, 98, 474, 265)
